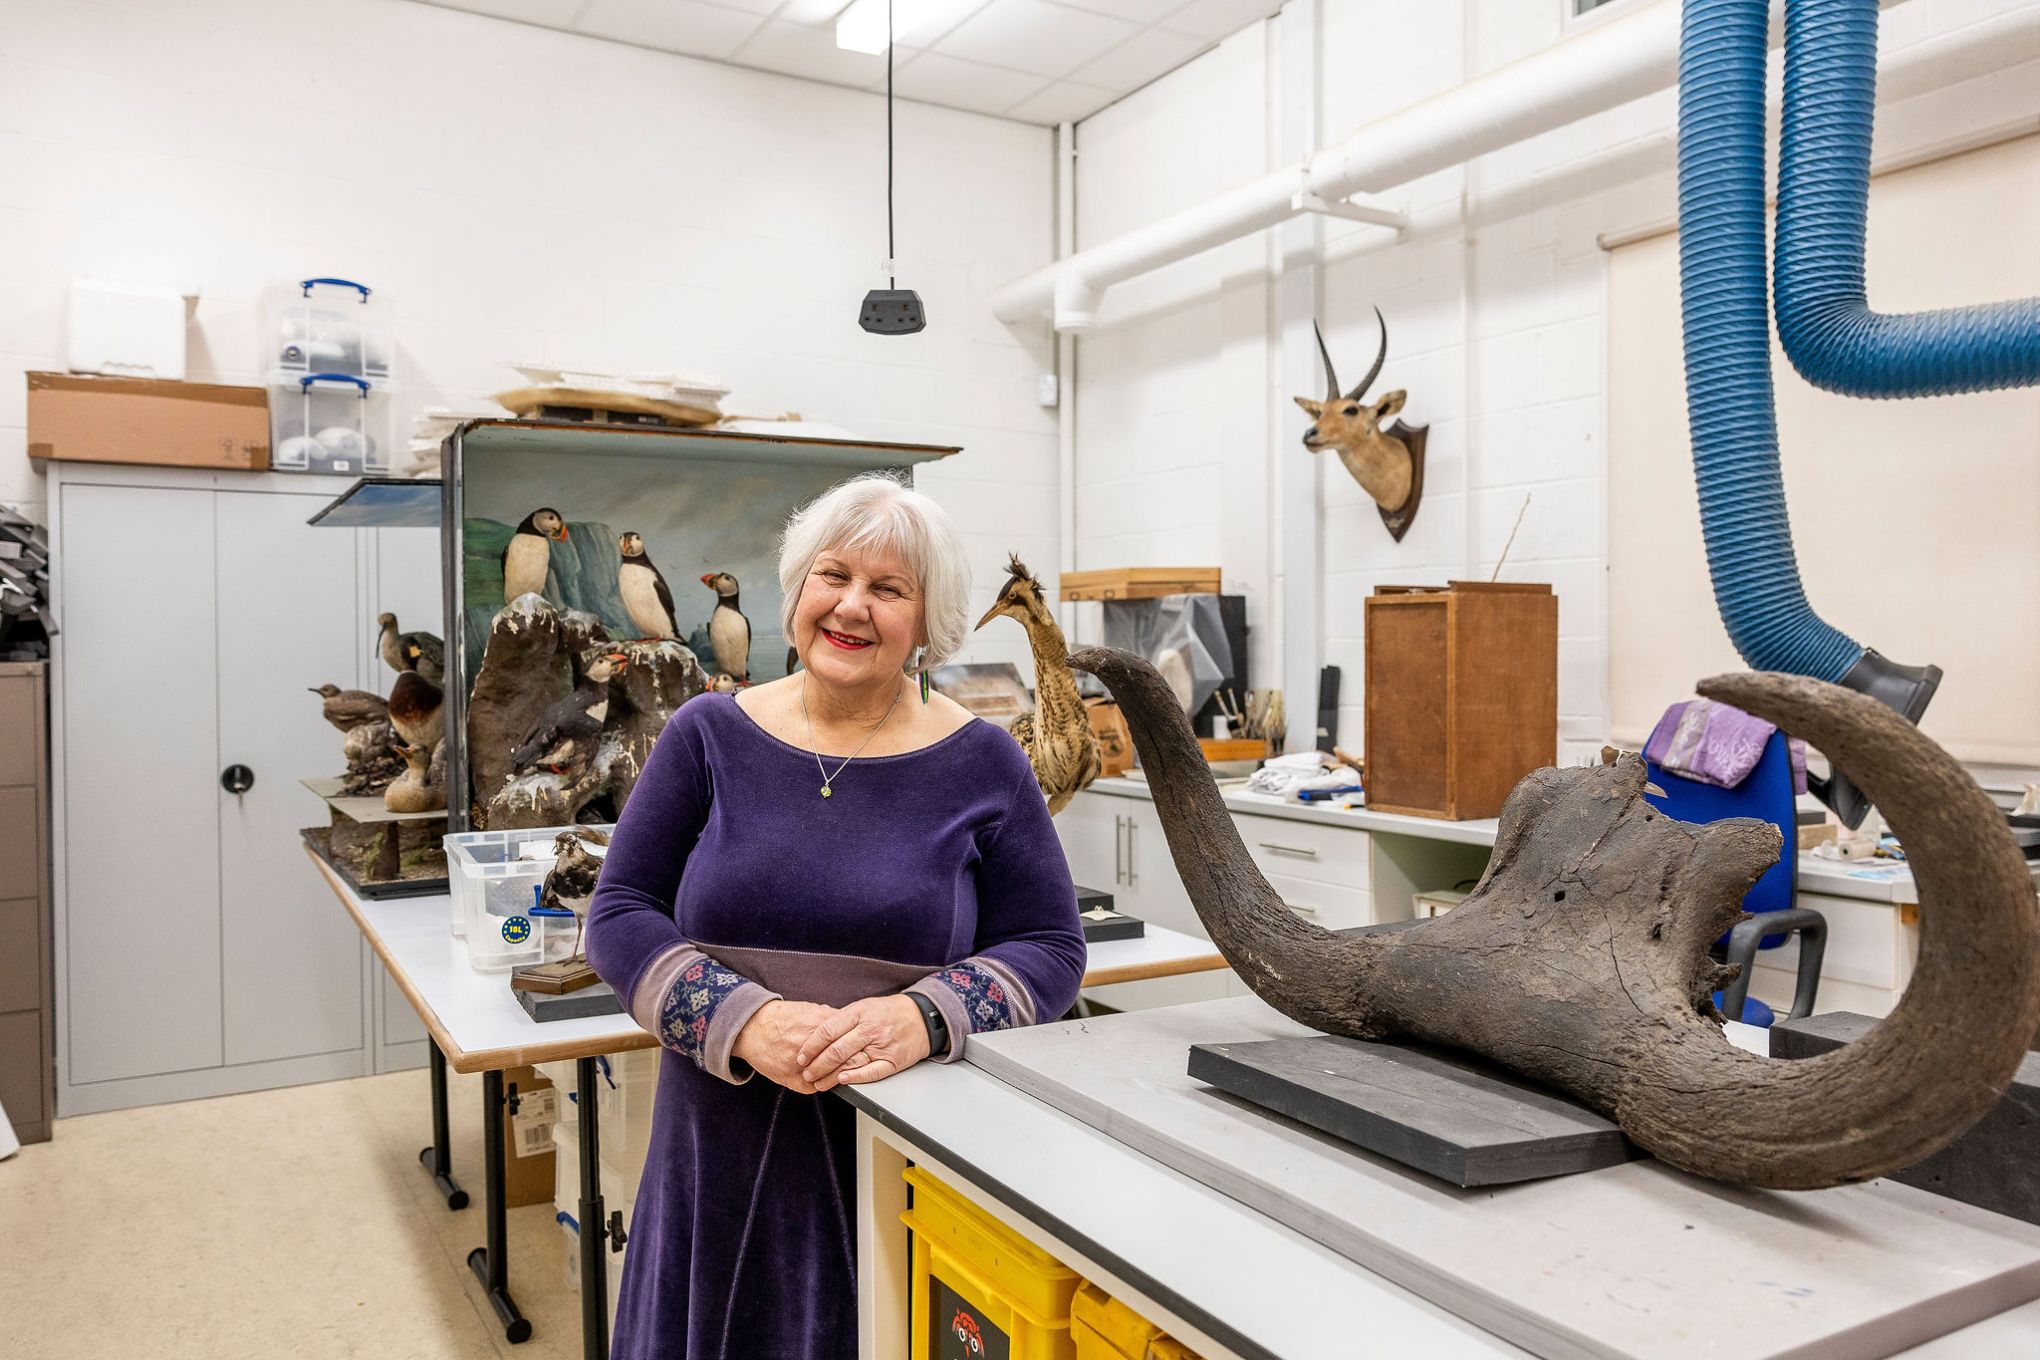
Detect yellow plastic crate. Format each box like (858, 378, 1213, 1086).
(1071, 1282, 1204, 1360)
(903, 1166, 1081, 1360)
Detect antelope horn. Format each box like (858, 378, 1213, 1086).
(1312, 322, 1342, 404)
(1346, 306, 1388, 401)
(1071, 645, 2040, 1191)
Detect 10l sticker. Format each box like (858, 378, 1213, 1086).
(501, 915, 532, 944)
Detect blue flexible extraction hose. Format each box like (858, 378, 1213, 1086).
(1677, 0, 1863, 681)
(1775, 0, 2040, 397)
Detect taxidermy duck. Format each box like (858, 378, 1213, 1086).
(384, 741, 447, 814)
(511, 651, 626, 776)
(377, 612, 445, 685)
(617, 532, 678, 639)
(976, 555, 1100, 815)
(540, 827, 610, 954)
(309, 683, 387, 733)
(387, 644, 445, 749)
(701, 571, 750, 684)
(503, 508, 568, 602)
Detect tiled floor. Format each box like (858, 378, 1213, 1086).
(0, 1068, 590, 1360)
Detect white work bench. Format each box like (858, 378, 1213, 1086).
(842, 1019, 2040, 1360)
(308, 846, 1225, 1359)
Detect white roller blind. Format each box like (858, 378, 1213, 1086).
(1607, 132, 2040, 765)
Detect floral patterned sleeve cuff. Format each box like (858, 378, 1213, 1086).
(644, 947, 781, 1085)
(908, 957, 1037, 1064)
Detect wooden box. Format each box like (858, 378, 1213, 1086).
(1363, 582, 1556, 821)
(1059, 566, 1220, 601)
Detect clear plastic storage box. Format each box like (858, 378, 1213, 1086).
(268, 372, 391, 475)
(266, 277, 392, 383)
(444, 824, 614, 973)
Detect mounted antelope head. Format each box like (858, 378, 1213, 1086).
(1294, 307, 1429, 542)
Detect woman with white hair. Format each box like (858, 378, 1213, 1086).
(586, 472, 1085, 1359)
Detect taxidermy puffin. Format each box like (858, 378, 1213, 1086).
(503, 508, 568, 602)
(700, 571, 750, 684)
(377, 612, 444, 685)
(510, 651, 627, 775)
(387, 643, 446, 749)
(617, 532, 678, 639)
(309, 683, 387, 733)
(539, 827, 610, 954)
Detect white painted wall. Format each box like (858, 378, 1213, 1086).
(1066, 0, 2040, 761)
(0, 0, 1057, 677)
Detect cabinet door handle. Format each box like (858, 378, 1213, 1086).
(1258, 840, 1319, 859)
(1126, 819, 1138, 887)
(1285, 902, 1320, 917)
(1113, 815, 1125, 885)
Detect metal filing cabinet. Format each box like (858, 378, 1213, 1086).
(0, 662, 52, 1143)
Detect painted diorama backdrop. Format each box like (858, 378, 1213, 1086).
(458, 444, 849, 680)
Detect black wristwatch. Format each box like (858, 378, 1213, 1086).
(907, 991, 949, 1057)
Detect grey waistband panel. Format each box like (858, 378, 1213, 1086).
(698, 942, 933, 1008)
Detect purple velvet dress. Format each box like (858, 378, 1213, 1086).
(584, 693, 1085, 1360)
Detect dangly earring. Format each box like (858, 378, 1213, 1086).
(916, 646, 930, 704)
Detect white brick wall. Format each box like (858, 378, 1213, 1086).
(1071, 0, 2040, 760)
(0, 0, 1056, 679)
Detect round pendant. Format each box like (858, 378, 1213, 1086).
(821, 785, 832, 798)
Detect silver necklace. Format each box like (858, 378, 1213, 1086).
(801, 674, 904, 798)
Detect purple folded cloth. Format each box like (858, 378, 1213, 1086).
(1645, 698, 1808, 794)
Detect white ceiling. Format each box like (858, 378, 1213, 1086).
(418, 0, 1282, 124)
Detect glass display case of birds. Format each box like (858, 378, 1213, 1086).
(436, 420, 955, 832)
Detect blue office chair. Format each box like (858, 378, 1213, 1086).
(1643, 728, 1827, 1026)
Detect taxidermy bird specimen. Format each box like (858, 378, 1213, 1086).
(701, 571, 750, 684)
(540, 827, 611, 955)
(977, 555, 1099, 815)
(387, 644, 445, 750)
(384, 742, 447, 814)
(309, 683, 387, 733)
(1293, 307, 1429, 542)
(503, 508, 568, 602)
(617, 532, 678, 639)
(1076, 644, 2040, 1191)
(377, 612, 444, 685)
(510, 651, 626, 777)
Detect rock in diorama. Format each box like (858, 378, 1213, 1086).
(468, 593, 708, 830)
(1075, 645, 2040, 1191)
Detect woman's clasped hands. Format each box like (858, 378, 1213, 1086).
(731, 996, 933, 1094)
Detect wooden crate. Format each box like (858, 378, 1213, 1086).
(1059, 566, 1221, 601)
(1363, 582, 1556, 821)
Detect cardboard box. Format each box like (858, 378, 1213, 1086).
(26, 372, 268, 471)
(502, 1064, 558, 1209)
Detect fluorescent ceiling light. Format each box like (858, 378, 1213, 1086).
(835, 0, 959, 54)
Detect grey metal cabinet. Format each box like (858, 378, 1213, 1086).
(50, 463, 430, 1116)
(0, 662, 51, 1143)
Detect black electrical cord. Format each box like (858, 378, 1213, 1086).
(887, 0, 895, 288)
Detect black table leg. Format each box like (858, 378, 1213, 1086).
(417, 1042, 469, 1210)
(578, 1057, 612, 1360)
(466, 1068, 532, 1344)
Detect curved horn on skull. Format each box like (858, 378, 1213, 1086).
(1346, 306, 1388, 401)
(1609, 671, 2040, 1189)
(1070, 646, 1393, 1034)
(1312, 323, 1342, 404)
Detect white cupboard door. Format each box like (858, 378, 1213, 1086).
(62, 485, 223, 1084)
(1053, 794, 1125, 902)
(214, 490, 365, 1065)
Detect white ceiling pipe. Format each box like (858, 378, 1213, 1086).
(997, 0, 1927, 332)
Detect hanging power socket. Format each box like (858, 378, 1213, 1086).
(1038, 373, 1059, 407)
(859, 289, 926, 335)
